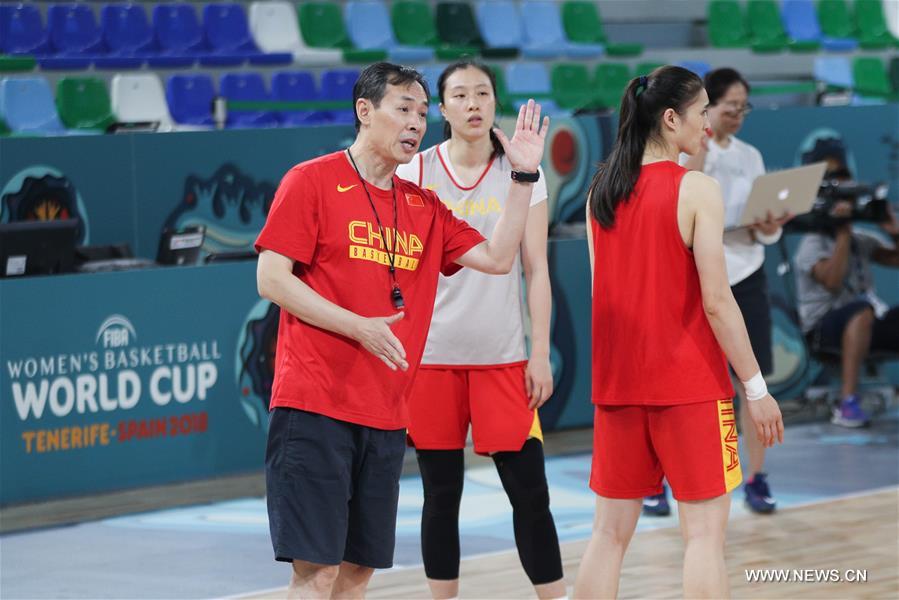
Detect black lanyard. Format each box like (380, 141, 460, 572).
(346, 149, 405, 309)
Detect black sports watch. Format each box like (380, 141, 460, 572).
(510, 169, 540, 183)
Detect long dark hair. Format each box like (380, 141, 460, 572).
(587, 65, 703, 229)
(436, 60, 504, 157)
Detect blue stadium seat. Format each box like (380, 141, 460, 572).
(219, 73, 281, 128)
(0, 76, 67, 135)
(101, 4, 167, 67)
(203, 3, 292, 66)
(43, 4, 102, 69)
(166, 74, 216, 126)
(505, 62, 564, 115)
(345, 1, 434, 63)
(272, 71, 330, 126)
(0, 3, 52, 56)
(475, 1, 524, 58)
(154, 3, 244, 68)
(782, 0, 858, 51)
(520, 0, 603, 59)
(677, 60, 712, 78)
(814, 56, 853, 88)
(416, 63, 446, 119)
(320, 69, 360, 124)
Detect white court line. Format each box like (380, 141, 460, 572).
(221, 484, 898, 600)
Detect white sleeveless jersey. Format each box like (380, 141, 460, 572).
(396, 141, 547, 366)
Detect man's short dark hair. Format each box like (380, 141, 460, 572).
(352, 62, 430, 132)
(704, 67, 751, 106)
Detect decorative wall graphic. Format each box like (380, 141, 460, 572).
(235, 300, 280, 429)
(1, 166, 90, 244)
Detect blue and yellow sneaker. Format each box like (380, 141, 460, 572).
(744, 472, 776, 514)
(642, 485, 670, 516)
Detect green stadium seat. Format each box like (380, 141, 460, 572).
(852, 57, 893, 99)
(551, 63, 594, 110)
(635, 61, 665, 76)
(391, 1, 477, 60)
(0, 117, 10, 136)
(816, 0, 857, 40)
(748, 0, 819, 52)
(853, 0, 898, 49)
(297, 2, 387, 64)
(487, 64, 514, 114)
(0, 55, 37, 72)
(436, 2, 507, 58)
(593, 63, 632, 110)
(890, 57, 899, 94)
(561, 1, 643, 57)
(707, 0, 750, 48)
(55, 77, 116, 131)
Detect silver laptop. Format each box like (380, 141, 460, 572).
(728, 161, 827, 230)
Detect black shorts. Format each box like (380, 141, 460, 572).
(265, 408, 406, 569)
(732, 266, 773, 376)
(807, 302, 899, 354)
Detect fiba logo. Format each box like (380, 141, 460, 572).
(96, 315, 137, 349)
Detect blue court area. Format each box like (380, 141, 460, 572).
(2, 410, 897, 599)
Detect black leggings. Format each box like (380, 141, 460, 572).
(416, 438, 564, 585)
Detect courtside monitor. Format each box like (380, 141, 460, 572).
(156, 225, 206, 266)
(0, 219, 78, 278)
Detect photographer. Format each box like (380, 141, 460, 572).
(794, 160, 899, 428)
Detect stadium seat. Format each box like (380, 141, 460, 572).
(0, 55, 36, 72)
(271, 71, 329, 126)
(561, 1, 642, 57)
(813, 55, 853, 89)
(391, 1, 476, 60)
(0, 76, 67, 135)
(345, 1, 434, 63)
(505, 63, 563, 115)
(44, 4, 110, 69)
(154, 3, 247, 68)
(781, 0, 857, 51)
(816, 0, 858, 41)
(677, 60, 712, 78)
(473, 1, 521, 59)
(852, 57, 893, 99)
(550, 63, 594, 110)
(746, 0, 803, 52)
(320, 69, 360, 124)
(219, 72, 280, 128)
(520, 1, 602, 59)
(707, 0, 750, 48)
(594, 63, 632, 110)
(166, 74, 216, 126)
(487, 64, 513, 113)
(110, 73, 174, 131)
(0, 3, 51, 56)
(203, 3, 292, 66)
(891, 57, 899, 94)
(435, 2, 495, 57)
(55, 77, 116, 131)
(248, 1, 342, 65)
(298, 3, 386, 64)
(100, 4, 160, 66)
(853, 0, 898, 49)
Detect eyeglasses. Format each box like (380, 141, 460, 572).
(720, 101, 753, 116)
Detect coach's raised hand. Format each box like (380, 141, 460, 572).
(492, 99, 550, 174)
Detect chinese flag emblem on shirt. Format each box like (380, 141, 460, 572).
(405, 193, 424, 207)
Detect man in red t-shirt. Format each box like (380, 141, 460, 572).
(255, 62, 549, 598)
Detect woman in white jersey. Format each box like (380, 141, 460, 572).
(397, 61, 565, 600)
(666, 68, 788, 515)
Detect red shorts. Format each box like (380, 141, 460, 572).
(590, 399, 742, 502)
(406, 364, 542, 455)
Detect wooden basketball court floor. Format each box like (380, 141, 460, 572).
(1, 409, 897, 599)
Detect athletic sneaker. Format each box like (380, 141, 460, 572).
(744, 472, 776, 514)
(642, 485, 670, 516)
(831, 395, 870, 428)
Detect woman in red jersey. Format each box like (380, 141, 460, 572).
(574, 66, 784, 598)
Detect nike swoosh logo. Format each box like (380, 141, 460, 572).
(337, 184, 357, 193)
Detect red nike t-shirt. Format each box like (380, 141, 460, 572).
(255, 151, 486, 430)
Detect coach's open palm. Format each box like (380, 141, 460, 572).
(747, 394, 784, 448)
(492, 99, 550, 174)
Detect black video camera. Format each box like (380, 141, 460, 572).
(787, 169, 890, 233)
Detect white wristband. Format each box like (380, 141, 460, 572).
(742, 371, 767, 402)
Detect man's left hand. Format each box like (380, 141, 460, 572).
(751, 210, 793, 237)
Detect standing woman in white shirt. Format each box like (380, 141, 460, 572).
(396, 61, 565, 600)
(682, 67, 791, 514)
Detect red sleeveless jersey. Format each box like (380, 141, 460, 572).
(590, 161, 734, 405)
